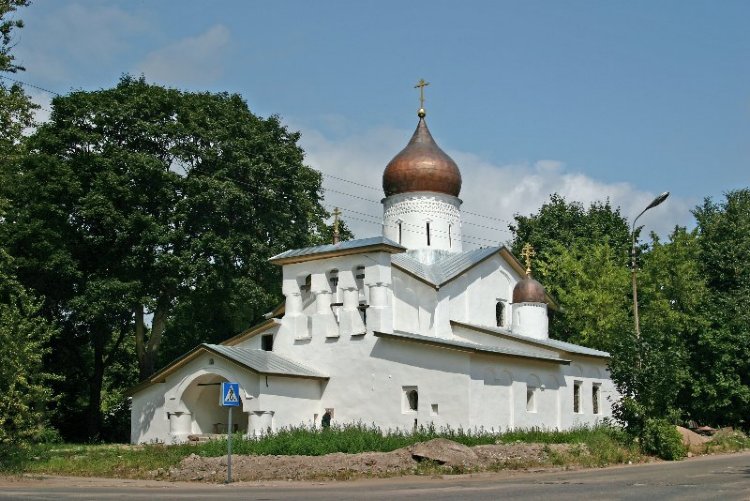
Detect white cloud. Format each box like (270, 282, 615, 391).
(17, 3, 148, 83)
(300, 124, 696, 247)
(136, 25, 230, 87)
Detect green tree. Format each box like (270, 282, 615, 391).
(2, 76, 337, 439)
(611, 227, 704, 432)
(509, 194, 707, 434)
(0, 0, 35, 162)
(510, 194, 631, 271)
(691, 189, 750, 427)
(510, 194, 632, 345)
(0, 0, 56, 445)
(0, 0, 28, 73)
(0, 248, 56, 444)
(535, 241, 631, 351)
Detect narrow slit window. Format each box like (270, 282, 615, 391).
(448, 224, 452, 247)
(592, 384, 601, 414)
(526, 385, 536, 412)
(426, 222, 431, 246)
(398, 222, 402, 244)
(496, 302, 505, 327)
(573, 381, 582, 413)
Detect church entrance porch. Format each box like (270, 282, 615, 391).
(171, 372, 249, 441)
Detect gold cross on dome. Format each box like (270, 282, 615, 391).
(521, 243, 536, 276)
(414, 78, 430, 110)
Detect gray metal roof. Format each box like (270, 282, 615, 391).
(374, 331, 570, 364)
(451, 321, 610, 358)
(204, 344, 329, 379)
(269, 236, 405, 264)
(391, 246, 502, 287)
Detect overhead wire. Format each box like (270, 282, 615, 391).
(0, 74, 61, 96)
(319, 171, 515, 230)
(5, 76, 520, 237)
(322, 203, 503, 248)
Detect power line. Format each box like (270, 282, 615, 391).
(321, 185, 512, 236)
(320, 171, 515, 227)
(322, 173, 381, 192)
(322, 187, 381, 205)
(0, 74, 60, 96)
(323, 203, 503, 247)
(2, 78, 518, 234)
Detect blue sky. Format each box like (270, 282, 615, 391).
(10, 1, 750, 246)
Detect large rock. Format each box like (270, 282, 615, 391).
(409, 438, 478, 467)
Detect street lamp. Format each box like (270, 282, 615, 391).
(630, 191, 670, 344)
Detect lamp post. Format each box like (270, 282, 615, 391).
(630, 191, 670, 345)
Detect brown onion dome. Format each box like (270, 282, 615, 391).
(382, 116, 462, 197)
(513, 275, 547, 304)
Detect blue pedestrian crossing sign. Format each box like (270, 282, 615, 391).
(221, 382, 241, 407)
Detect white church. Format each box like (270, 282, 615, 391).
(130, 101, 617, 444)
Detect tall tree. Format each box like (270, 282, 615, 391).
(611, 227, 704, 429)
(509, 194, 707, 431)
(0, 0, 56, 444)
(692, 190, 750, 427)
(2, 76, 336, 439)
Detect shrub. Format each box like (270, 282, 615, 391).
(641, 419, 686, 460)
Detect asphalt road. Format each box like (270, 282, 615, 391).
(2, 451, 749, 500)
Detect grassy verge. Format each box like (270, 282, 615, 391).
(0, 442, 193, 477)
(702, 429, 750, 454)
(1, 424, 745, 480)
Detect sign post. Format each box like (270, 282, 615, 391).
(220, 382, 241, 484)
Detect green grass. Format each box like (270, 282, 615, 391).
(0, 442, 193, 477)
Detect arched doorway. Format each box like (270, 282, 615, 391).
(179, 373, 249, 436)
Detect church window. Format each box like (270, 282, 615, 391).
(403, 386, 418, 412)
(329, 269, 339, 290)
(496, 302, 505, 327)
(261, 334, 273, 351)
(358, 303, 368, 325)
(431, 403, 439, 416)
(355, 265, 365, 281)
(328, 269, 340, 303)
(448, 224, 452, 247)
(426, 222, 431, 246)
(573, 381, 582, 413)
(300, 274, 312, 304)
(526, 385, 536, 412)
(592, 384, 601, 414)
(398, 221, 403, 244)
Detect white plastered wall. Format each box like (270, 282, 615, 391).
(443, 254, 517, 331)
(130, 349, 323, 444)
(383, 191, 463, 253)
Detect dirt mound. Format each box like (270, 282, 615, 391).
(153, 439, 583, 482)
(676, 426, 709, 447)
(157, 449, 415, 482)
